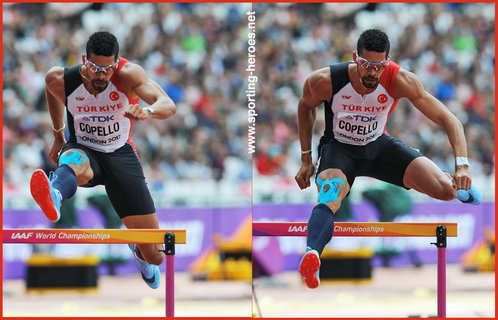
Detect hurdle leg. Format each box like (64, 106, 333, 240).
(432, 225, 447, 318)
(164, 232, 176, 317)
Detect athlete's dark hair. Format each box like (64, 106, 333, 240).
(86, 31, 119, 60)
(357, 29, 390, 58)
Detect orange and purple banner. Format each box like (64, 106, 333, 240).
(3, 206, 250, 279)
(253, 201, 493, 273)
(3, 229, 186, 244)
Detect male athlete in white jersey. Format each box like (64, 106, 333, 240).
(295, 29, 482, 289)
(30, 31, 176, 289)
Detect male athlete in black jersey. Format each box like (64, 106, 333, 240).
(295, 29, 482, 289)
(30, 31, 176, 289)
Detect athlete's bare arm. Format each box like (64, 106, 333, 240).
(119, 63, 176, 121)
(45, 67, 67, 163)
(394, 68, 471, 190)
(295, 67, 333, 190)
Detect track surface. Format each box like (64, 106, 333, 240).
(3, 272, 252, 317)
(253, 264, 495, 318)
(3, 264, 494, 318)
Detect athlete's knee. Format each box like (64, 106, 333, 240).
(145, 251, 164, 266)
(137, 244, 164, 266)
(59, 150, 89, 167)
(316, 176, 346, 208)
(59, 150, 92, 185)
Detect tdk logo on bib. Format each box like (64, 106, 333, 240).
(344, 114, 377, 122)
(82, 115, 116, 122)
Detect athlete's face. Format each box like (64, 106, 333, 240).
(354, 50, 389, 89)
(82, 54, 118, 93)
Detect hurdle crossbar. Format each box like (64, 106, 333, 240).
(252, 222, 457, 318)
(253, 222, 457, 237)
(3, 228, 186, 317)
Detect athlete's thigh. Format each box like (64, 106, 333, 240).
(362, 136, 423, 188)
(103, 144, 156, 218)
(403, 156, 455, 199)
(317, 140, 357, 188)
(315, 141, 355, 212)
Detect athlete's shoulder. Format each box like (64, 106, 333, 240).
(299, 67, 332, 107)
(114, 58, 148, 89)
(392, 66, 425, 100)
(45, 66, 66, 99)
(116, 58, 146, 77)
(308, 66, 331, 87)
(303, 67, 333, 101)
(307, 61, 353, 97)
(45, 66, 64, 84)
(395, 65, 417, 81)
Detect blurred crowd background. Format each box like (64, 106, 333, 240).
(2, 3, 495, 210)
(5, 5, 492, 315)
(253, 3, 495, 203)
(3, 3, 252, 209)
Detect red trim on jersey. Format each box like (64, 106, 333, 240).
(379, 61, 400, 97)
(110, 57, 140, 156)
(380, 62, 401, 135)
(111, 57, 140, 104)
(126, 120, 138, 157)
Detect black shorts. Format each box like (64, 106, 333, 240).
(60, 142, 156, 218)
(317, 134, 423, 190)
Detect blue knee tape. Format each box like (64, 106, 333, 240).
(316, 177, 346, 205)
(59, 150, 89, 166)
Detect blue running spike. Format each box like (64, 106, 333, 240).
(128, 244, 160, 289)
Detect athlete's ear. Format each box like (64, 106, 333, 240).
(81, 54, 86, 63)
(352, 51, 357, 63)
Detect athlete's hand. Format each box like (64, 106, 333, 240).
(124, 104, 149, 121)
(454, 166, 472, 191)
(49, 135, 66, 164)
(295, 160, 315, 189)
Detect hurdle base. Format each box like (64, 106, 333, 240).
(26, 287, 98, 294)
(319, 248, 373, 280)
(26, 254, 98, 290)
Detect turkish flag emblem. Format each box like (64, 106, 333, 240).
(378, 94, 388, 103)
(109, 91, 119, 101)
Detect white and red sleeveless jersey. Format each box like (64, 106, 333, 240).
(322, 61, 400, 146)
(64, 58, 138, 153)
